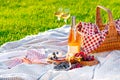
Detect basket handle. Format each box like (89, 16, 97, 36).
(96, 5, 117, 35)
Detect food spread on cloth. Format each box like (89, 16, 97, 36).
(46, 16, 99, 71)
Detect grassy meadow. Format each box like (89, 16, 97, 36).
(0, 0, 120, 46)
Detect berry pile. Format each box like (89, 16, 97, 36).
(70, 63, 82, 70)
(51, 52, 96, 70)
(74, 52, 95, 61)
(54, 62, 70, 70)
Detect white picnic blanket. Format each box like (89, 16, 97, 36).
(0, 25, 120, 80)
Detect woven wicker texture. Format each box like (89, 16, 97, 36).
(92, 5, 120, 53)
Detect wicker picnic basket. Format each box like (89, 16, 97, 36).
(91, 5, 120, 53)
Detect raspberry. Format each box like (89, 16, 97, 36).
(91, 55, 95, 61)
(80, 52, 84, 55)
(74, 53, 79, 57)
(70, 63, 82, 70)
(74, 52, 95, 61)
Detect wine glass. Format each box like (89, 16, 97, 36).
(54, 8, 63, 21)
(61, 8, 70, 24)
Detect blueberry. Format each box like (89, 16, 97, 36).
(53, 62, 70, 70)
(56, 52, 59, 54)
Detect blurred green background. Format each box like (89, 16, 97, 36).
(0, 0, 120, 46)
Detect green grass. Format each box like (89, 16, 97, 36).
(0, 0, 120, 46)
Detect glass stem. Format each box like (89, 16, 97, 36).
(64, 19, 67, 24)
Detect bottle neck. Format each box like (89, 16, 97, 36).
(71, 16, 76, 41)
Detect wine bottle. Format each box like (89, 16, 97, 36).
(66, 16, 82, 60)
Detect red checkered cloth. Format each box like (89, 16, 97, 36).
(115, 19, 120, 35)
(82, 30, 107, 54)
(77, 19, 120, 54)
(77, 22, 108, 54)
